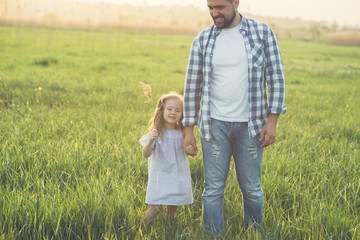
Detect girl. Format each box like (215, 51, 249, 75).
(139, 92, 195, 225)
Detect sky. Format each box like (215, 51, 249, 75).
(76, 0, 360, 26)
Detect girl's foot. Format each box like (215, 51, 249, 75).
(144, 205, 161, 226)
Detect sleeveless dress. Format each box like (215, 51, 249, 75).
(139, 129, 193, 205)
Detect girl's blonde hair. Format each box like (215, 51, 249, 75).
(148, 92, 183, 135)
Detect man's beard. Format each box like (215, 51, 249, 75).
(212, 8, 236, 29)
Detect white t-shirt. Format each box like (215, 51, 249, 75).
(210, 25, 249, 122)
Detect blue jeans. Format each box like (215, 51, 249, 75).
(201, 119, 264, 233)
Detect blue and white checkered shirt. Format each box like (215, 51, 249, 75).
(183, 15, 286, 140)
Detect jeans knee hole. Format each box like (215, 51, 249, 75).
(212, 144, 221, 158)
(248, 145, 258, 158)
(246, 189, 263, 198)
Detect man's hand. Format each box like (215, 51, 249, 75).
(259, 114, 279, 148)
(183, 126, 198, 157)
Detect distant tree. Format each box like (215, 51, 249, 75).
(43, 13, 57, 21)
(286, 30, 292, 39)
(310, 22, 321, 39)
(331, 21, 339, 32)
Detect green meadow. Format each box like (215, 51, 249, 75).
(0, 26, 359, 239)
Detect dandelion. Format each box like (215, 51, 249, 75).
(139, 82, 152, 103)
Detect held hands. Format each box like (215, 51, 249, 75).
(183, 126, 198, 157)
(185, 145, 197, 156)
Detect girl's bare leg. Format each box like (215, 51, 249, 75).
(144, 205, 161, 226)
(166, 205, 178, 219)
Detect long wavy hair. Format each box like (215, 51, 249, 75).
(148, 92, 183, 136)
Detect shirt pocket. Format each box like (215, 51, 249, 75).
(251, 43, 264, 68)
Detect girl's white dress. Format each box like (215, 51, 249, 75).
(139, 129, 193, 205)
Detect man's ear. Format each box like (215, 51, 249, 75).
(234, 0, 240, 8)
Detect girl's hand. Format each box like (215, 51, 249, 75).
(185, 145, 197, 156)
(149, 129, 158, 142)
(142, 129, 158, 158)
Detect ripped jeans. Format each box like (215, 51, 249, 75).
(201, 119, 264, 234)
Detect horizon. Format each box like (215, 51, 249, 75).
(76, 0, 360, 26)
(1, 0, 360, 38)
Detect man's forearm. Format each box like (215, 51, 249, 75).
(267, 113, 279, 126)
(183, 125, 195, 136)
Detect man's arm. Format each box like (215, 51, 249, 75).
(261, 26, 286, 147)
(182, 35, 204, 156)
(264, 27, 285, 114)
(183, 36, 203, 128)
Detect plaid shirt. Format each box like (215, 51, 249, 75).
(183, 15, 286, 140)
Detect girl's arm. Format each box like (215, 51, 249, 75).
(142, 129, 158, 158)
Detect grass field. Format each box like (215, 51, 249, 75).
(0, 26, 359, 239)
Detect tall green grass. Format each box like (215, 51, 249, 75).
(0, 26, 359, 239)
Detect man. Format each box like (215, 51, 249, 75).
(182, 0, 286, 234)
